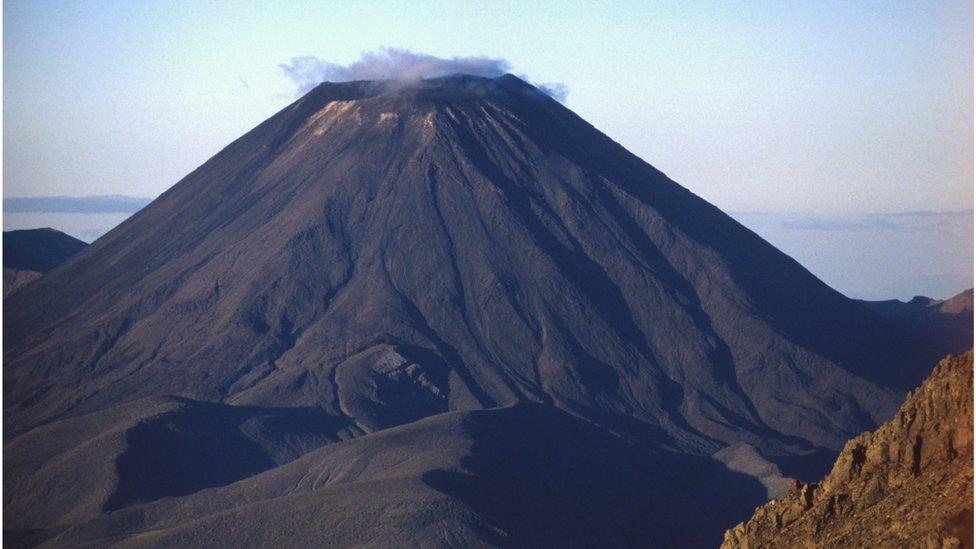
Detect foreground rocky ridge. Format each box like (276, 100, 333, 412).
(722, 351, 974, 548)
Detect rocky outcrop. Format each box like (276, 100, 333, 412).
(722, 350, 973, 548)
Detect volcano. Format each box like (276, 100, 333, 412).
(4, 74, 968, 546)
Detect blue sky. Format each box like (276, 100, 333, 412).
(3, 0, 973, 298)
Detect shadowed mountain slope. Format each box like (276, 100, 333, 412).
(28, 404, 768, 548)
(4, 75, 964, 461)
(3, 395, 357, 536)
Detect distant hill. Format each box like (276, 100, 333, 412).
(723, 351, 973, 548)
(3, 195, 151, 214)
(859, 289, 973, 359)
(4, 228, 87, 272)
(860, 288, 973, 321)
(874, 273, 973, 303)
(3, 228, 87, 297)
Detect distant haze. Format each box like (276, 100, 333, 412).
(3, 196, 151, 242)
(729, 210, 972, 301)
(4, 195, 151, 214)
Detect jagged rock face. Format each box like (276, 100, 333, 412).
(722, 350, 974, 548)
(2, 75, 960, 459)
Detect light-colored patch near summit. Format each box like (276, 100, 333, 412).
(305, 100, 356, 137)
(378, 112, 398, 124)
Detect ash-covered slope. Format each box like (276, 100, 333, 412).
(723, 350, 973, 548)
(3, 75, 955, 460)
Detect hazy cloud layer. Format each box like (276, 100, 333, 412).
(732, 210, 974, 232)
(4, 195, 152, 214)
(729, 210, 972, 300)
(280, 48, 567, 101)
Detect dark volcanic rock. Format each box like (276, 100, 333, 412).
(722, 351, 974, 548)
(4, 75, 962, 456)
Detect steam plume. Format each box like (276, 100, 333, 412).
(279, 47, 567, 102)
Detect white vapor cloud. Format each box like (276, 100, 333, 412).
(279, 47, 567, 102)
(535, 83, 569, 103)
